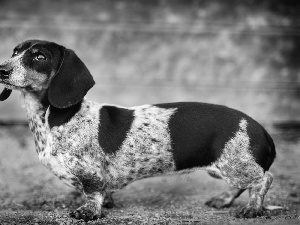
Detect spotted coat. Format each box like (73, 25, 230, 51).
(23, 93, 179, 192)
(23, 91, 273, 194)
(0, 40, 276, 220)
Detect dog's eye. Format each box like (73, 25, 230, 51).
(34, 54, 46, 61)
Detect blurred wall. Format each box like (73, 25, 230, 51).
(0, 0, 299, 123)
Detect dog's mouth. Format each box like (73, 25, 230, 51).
(0, 80, 28, 101)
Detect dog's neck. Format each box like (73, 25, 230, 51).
(21, 91, 48, 153)
(21, 92, 47, 119)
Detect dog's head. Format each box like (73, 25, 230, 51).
(0, 40, 95, 108)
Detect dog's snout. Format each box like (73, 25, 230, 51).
(0, 67, 12, 80)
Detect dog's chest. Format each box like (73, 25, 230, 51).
(23, 93, 47, 153)
(27, 112, 80, 188)
(31, 100, 103, 189)
(28, 112, 47, 153)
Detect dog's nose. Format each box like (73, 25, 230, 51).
(0, 67, 12, 80)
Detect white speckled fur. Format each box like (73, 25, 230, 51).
(23, 92, 264, 192)
(21, 90, 272, 219)
(22, 94, 178, 192)
(43, 99, 103, 190)
(2, 52, 49, 90)
(211, 119, 264, 189)
(23, 92, 47, 153)
(106, 105, 177, 189)
(20, 92, 102, 190)
(2, 52, 28, 87)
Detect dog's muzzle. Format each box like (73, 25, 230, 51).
(0, 66, 12, 81)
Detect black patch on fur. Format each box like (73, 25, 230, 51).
(17, 40, 64, 76)
(14, 40, 65, 102)
(48, 101, 82, 129)
(155, 102, 275, 171)
(48, 48, 95, 109)
(98, 106, 134, 154)
(22, 46, 52, 76)
(245, 119, 276, 171)
(13, 41, 33, 55)
(40, 90, 50, 108)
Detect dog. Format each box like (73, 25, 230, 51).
(0, 40, 276, 221)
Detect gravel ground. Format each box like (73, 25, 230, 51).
(0, 126, 299, 225)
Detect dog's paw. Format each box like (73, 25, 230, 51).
(235, 206, 264, 218)
(70, 203, 104, 221)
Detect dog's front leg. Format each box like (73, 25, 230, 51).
(69, 172, 106, 221)
(70, 191, 104, 221)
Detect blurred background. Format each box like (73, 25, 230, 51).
(0, 0, 299, 125)
(0, 1, 300, 223)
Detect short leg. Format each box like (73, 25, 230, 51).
(69, 173, 106, 221)
(236, 171, 273, 218)
(102, 190, 115, 208)
(70, 191, 104, 221)
(205, 187, 245, 208)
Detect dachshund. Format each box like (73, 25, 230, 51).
(0, 40, 276, 221)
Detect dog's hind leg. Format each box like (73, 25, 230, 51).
(235, 171, 273, 218)
(205, 119, 274, 218)
(213, 153, 273, 218)
(212, 161, 273, 218)
(205, 187, 245, 209)
(205, 165, 246, 208)
(205, 164, 245, 209)
(206, 170, 273, 218)
(206, 162, 273, 218)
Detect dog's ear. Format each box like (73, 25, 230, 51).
(48, 48, 95, 108)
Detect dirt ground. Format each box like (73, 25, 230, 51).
(0, 125, 299, 225)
